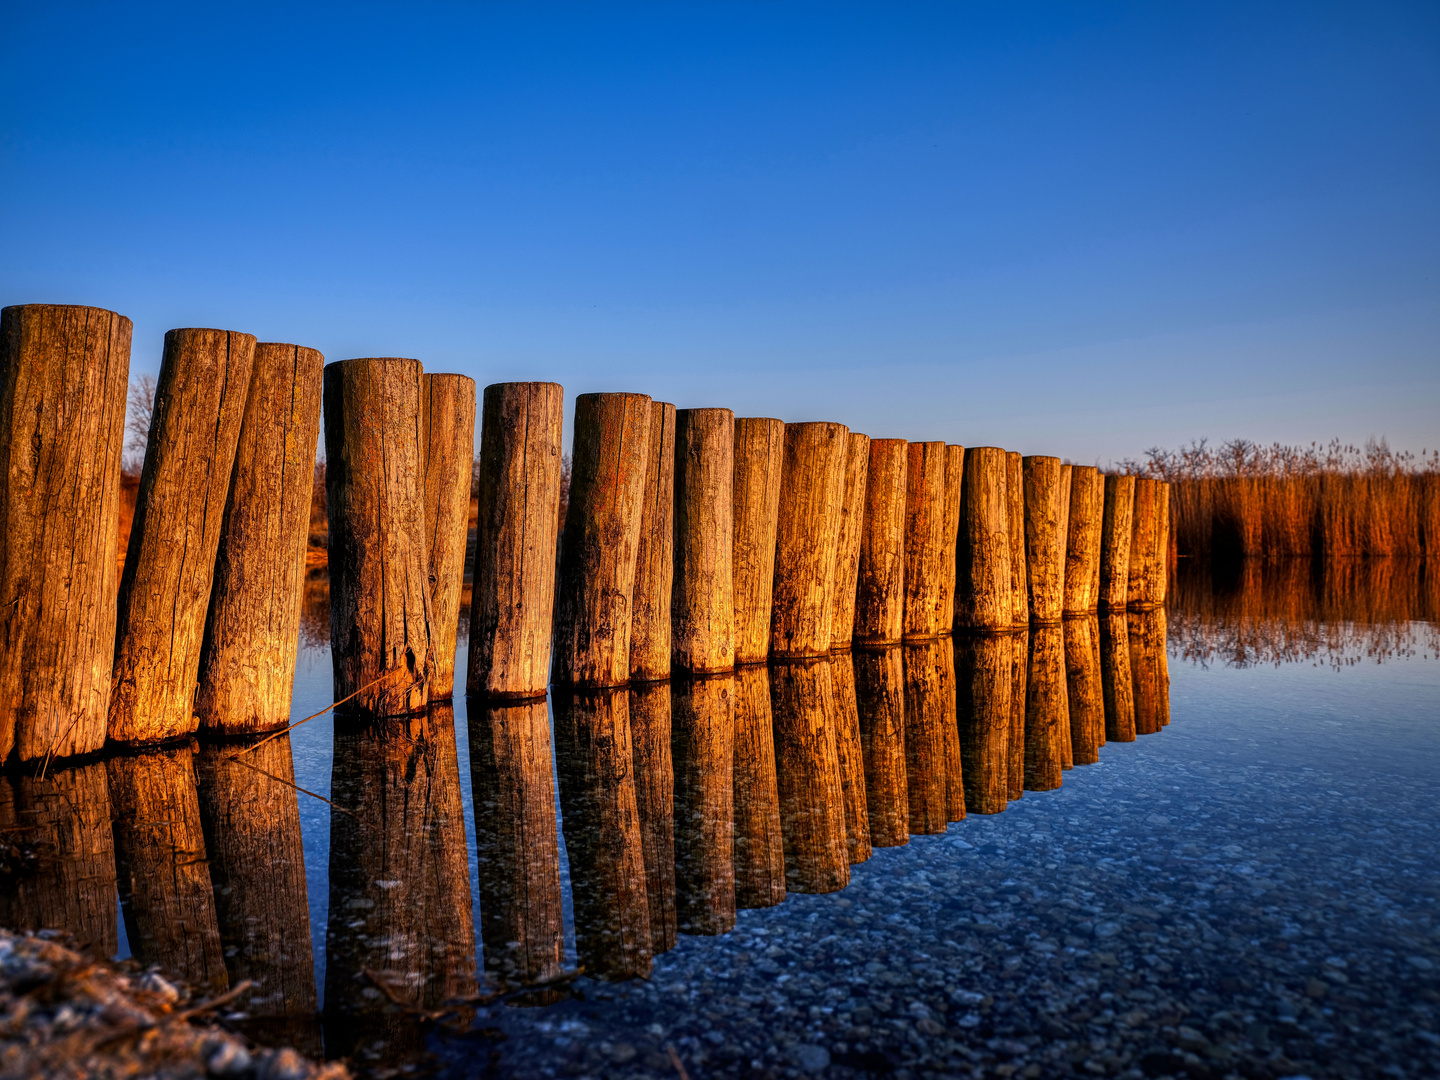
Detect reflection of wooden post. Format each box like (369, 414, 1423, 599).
(1007, 629, 1028, 800)
(940, 445, 965, 632)
(1024, 626, 1067, 791)
(552, 689, 652, 978)
(321, 358, 433, 717)
(0, 304, 130, 762)
(955, 447, 1012, 632)
(468, 698, 565, 991)
(733, 665, 785, 909)
(1128, 478, 1165, 610)
(853, 648, 909, 846)
(903, 442, 948, 640)
(324, 711, 477, 1059)
(109, 747, 228, 991)
(1099, 475, 1136, 611)
(770, 660, 849, 893)
(732, 418, 785, 665)
(771, 422, 849, 657)
(629, 681, 677, 953)
(828, 653, 871, 864)
(631, 402, 676, 682)
(1063, 466, 1104, 616)
(0, 763, 117, 953)
(940, 639, 966, 822)
(1100, 613, 1136, 742)
(198, 343, 324, 734)
(111, 329, 257, 744)
(673, 408, 735, 674)
(468, 382, 565, 699)
(1023, 455, 1065, 624)
(854, 439, 908, 645)
(902, 642, 949, 835)
(420, 374, 477, 699)
(195, 736, 317, 1043)
(828, 433, 871, 650)
(1063, 617, 1103, 766)
(954, 635, 1009, 814)
(1007, 452, 1029, 628)
(672, 675, 736, 935)
(554, 393, 652, 687)
(1128, 608, 1170, 734)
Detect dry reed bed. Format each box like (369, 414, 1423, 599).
(1117, 438, 1440, 560)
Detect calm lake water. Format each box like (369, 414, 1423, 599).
(2, 560, 1437, 1080)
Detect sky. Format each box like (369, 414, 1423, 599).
(3, 2, 1437, 464)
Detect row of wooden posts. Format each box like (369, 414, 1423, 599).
(0, 303, 1170, 764)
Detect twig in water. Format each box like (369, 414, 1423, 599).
(225, 754, 368, 826)
(667, 1044, 692, 1080)
(230, 671, 398, 759)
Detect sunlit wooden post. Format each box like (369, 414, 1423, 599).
(467, 382, 564, 700)
(419, 373, 476, 700)
(0, 304, 130, 762)
(854, 439, 908, 645)
(630, 401, 676, 682)
(771, 422, 849, 657)
(940, 445, 965, 631)
(1128, 477, 1166, 610)
(553, 392, 652, 687)
(320, 357, 433, 717)
(1098, 474, 1136, 611)
(1062, 465, 1104, 616)
(1006, 451, 1029, 628)
(1022, 455, 1065, 625)
(197, 343, 324, 734)
(111, 329, 257, 743)
(903, 441, 948, 640)
(827, 432, 871, 651)
(954, 446, 1012, 632)
(732, 418, 785, 666)
(673, 408, 735, 674)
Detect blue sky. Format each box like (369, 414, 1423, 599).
(3, 2, 1437, 463)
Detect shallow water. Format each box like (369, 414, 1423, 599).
(2, 560, 1437, 1079)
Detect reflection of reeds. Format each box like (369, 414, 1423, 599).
(1118, 438, 1440, 560)
(1167, 558, 1440, 668)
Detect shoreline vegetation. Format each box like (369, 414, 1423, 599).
(1113, 438, 1440, 562)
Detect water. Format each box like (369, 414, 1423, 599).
(2, 560, 1437, 1079)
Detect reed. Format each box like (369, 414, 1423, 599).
(1119, 438, 1440, 560)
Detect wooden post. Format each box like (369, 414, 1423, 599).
(903, 441, 949, 640)
(940, 445, 965, 632)
(468, 382, 564, 700)
(672, 674, 736, 935)
(109, 329, 256, 744)
(419, 373, 476, 700)
(551, 688, 653, 978)
(1006, 451, 1029, 628)
(1100, 613, 1136, 742)
(955, 635, 1010, 815)
(955, 447, 1012, 632)
(853, 647, 909, 847)
(1023, 626, 1067, 791)
(468, 698, 565, 991)
(629, 681, 677, 953)
(196, 343, 324, 735)
(1059, 463, 1073, 560)
(673, 408, 735, 675)
(1023, 455, 1065, 625)
(828, 653, 872, 864)
(194, 736, 317, 1035)
(1129, 608, 1170, 734)
(324, 711, 476, 1061)
(1008, 629, 1028, 800)
(902, 641, 949, 835)
(109, 747, 228, 991)
(324, 358, 436, 719)
(1099, 475, 1136, 611)
(771, 422, 849, 657)
(770, 660, 849, 893)
(1062, 466, 1104, 616)
(854, 439, 908, 645)
(828, 433, 871, 651)
(1157, 481, 1172, 607)
(1063, 617, 1104, 766)
(732, 418, 785, 665)
(0, 305, 130, 762)
(631, 402, 676, 682)
(553, 393, 652, 687)
(733, 664, 785, 909)
(0, 763, 117, 954)
(1128, 477, 1165, 610)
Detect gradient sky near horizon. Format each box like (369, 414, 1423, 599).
(3, 2, 1437, 464)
